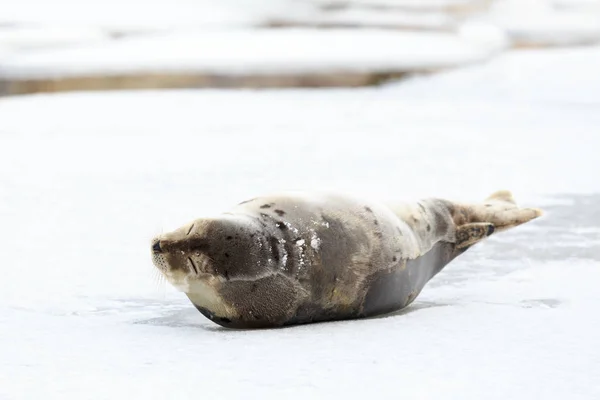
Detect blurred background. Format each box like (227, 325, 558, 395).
(1, 0, 600, 94)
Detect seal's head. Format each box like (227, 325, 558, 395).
(150, 215, 273, 324)
(151, 220, 211, 291)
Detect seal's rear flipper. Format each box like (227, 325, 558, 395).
(455, 190, 542, 232)
(450, 190, 543, 248)
(486, 190, 516, 204)
(479, 190, 543, 232)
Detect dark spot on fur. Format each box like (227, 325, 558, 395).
(364, 206, 373, 213)
(250, 233, 255, 238)
(268, 236, 280, 262)
(224, 270, 230, 281)
(393, 256, 397, 262)
(485, 204, 492, 207)
(275, 222, 288, 231)
(274, 209, 286, 216)
(374, 232, 383, 238)
(427, 224, 431, 231)
(251, 283, 258, 292)
(260, 204, 272, 209)
(168, 238, 210, 252)
(226, 236, 233, 240)
(373, 219, 379, 226)
(224, 252, 230, 258)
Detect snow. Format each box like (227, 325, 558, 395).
(0, 0, 597, 84)
(309, 0, 490, 11)
(1, 44, 600, 399)
(0, 29, 503, 80)
(487, 0, 600, 46)
(276, 8, 458, 30)
(0, 26, 109, 54)
(0, 0, 263, 31)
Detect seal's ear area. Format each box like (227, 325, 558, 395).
(455, 222, 495, 249)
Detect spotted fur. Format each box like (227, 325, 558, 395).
(151, 191, 542, 328)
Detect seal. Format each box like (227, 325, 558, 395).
(151, 190, 542, 329)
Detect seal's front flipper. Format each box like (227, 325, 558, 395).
(455, 222, 495, 249)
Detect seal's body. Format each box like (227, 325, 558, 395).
(151, 191, 541, 329)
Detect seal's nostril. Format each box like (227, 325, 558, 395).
(152, 240, 162, 254)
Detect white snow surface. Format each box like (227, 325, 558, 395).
(487, 0, 600, 46)
(0, 29, 503, 79)
(308, 0, 490, 10)
(279, 8, 458, 30)
(0, 0, 267, 31)
(1, 45, 600, 399)
(0, 26, 109, 55)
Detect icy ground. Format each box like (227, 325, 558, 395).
(0, 28, 505, 80)
(0, 45, 599, 399)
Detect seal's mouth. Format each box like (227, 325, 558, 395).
(150, 236, 234, 319)
(152, 253, 192, 292)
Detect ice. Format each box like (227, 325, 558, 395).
(272, 8, 458, 30)
(0, 28, 502, 80)
(1, 44, 599, 399)
(308, 0, 491, 10)
(0, 0, 263, 31)
(487, 0, 600, 46)
(0, 26, 108, 54)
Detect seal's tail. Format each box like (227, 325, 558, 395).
(454, 190, 543, 249)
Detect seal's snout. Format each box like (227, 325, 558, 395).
(152, 239, 162, 254)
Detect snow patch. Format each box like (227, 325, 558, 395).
(0, 29, 502, 79)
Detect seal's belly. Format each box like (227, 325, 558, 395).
(361, 241, 455, 317)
